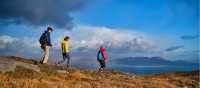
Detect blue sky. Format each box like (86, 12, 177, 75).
(72, 0, 198, 35)
(72, 0, 199, 53)
(0, 0, 199, 62)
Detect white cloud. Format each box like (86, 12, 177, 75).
(0, 25, 193, 61)
(0, 25, 163, 58)
(0, 35, 40, 57)
(0, 36, 17, 49)
(67, 26, 162, 57)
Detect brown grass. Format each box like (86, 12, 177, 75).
(39, 64, 58, 76)
(5, 66, 41, 79)
(0, 68, 199, 88)
(0, 56, 199, 88)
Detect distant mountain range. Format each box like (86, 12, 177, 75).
(113, 57, 199, 66)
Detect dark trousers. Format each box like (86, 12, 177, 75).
(98, 60, 106, 68)
(59, 52, 70, 68)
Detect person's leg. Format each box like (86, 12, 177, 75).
(58, 53, 66, 64)
(102, 60, 106, 71)
(40, 45, 45, 64)
(66, 52, 70, 68)
(62, 53, 67, 70)
(42, 46, 50, 64)
(98, 60, 103, 72)
(98, 62, 101, 72)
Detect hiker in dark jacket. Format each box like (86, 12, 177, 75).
(39, 26, 53, 64)
(97, 46, 107, 72)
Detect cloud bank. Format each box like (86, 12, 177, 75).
(0, 25, 196, 61)
(69, 26, 160, 57)
(0, 0, 89, 29)
(0, 35, 41, 58)
(0, 26, 162, 58)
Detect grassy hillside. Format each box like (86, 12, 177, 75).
(0, 56, 199, 88)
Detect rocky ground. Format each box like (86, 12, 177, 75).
(0, 56, 199, 88)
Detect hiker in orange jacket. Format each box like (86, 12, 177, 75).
(97, 46, 107, 72)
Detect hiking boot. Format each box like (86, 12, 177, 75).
(40, 61, 43, 64)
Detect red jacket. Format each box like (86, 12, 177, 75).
(99, 47, 107, 61)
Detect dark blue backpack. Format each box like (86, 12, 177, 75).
(39, 32, 47, 45)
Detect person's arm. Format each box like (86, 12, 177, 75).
(63, 42, 66, 53)
(102, 50, 107, 61)
(46, 32, 52, 46)
(61, 43, 64, 53)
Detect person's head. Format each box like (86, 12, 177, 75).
(99, 46, 104, 51)
(64, 36, 70, 41)
(47, 26, 53, 32)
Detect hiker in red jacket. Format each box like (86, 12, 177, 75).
(97, 46, 107, 72)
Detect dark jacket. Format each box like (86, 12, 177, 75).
(44, 31, 52, 46)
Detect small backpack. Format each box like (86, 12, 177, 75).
(97, 51, 103, 60)
(39, 32, 47, 45)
